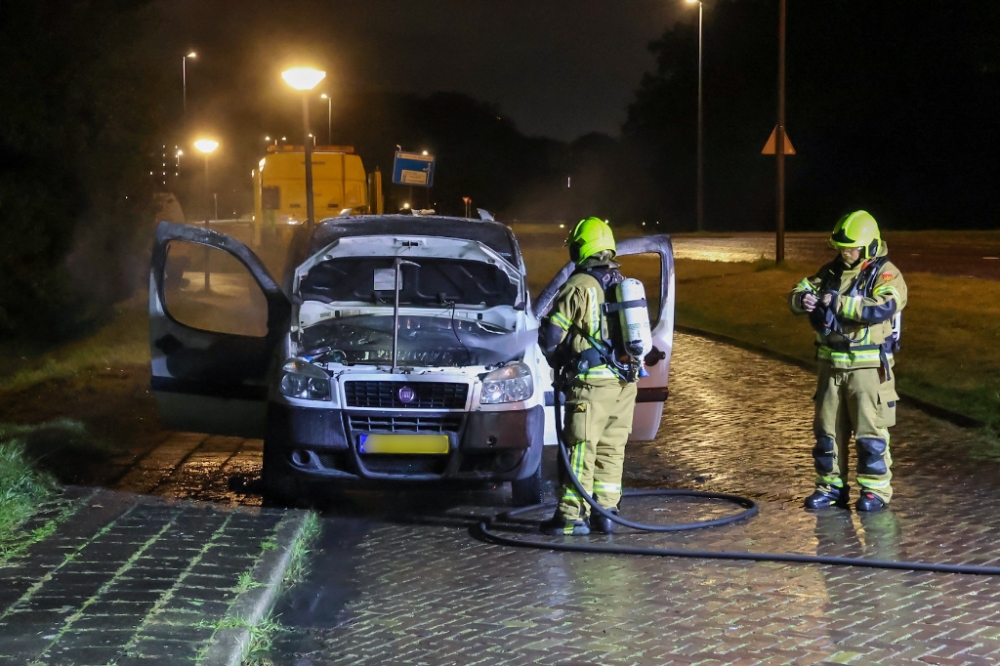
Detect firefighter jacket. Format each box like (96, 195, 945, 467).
(788, 243, 907, 370)
(540, 259, 624, 382)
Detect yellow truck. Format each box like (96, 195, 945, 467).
(252, 144, 383, 249)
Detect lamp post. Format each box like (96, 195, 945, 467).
(281, 67, 327, 229)
(182, 52, 197, 115)
(320, 93, 332, 145)
(194, 139, 219, 291)
(775, 0, 787, 264)
(686, 0, 704, 233)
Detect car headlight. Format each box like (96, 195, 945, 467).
(280, 358, 332, 401)
(480, 362, 533, 404)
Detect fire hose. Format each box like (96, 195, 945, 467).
(475, 379, 1000, 577)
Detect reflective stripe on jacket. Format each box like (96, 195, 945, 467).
(788, 244, 908, 370)
(544, 272, 618, 380)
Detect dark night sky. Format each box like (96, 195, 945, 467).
(162, 0, 683, 140)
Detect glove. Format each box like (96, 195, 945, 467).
(801, 293, 818, 312)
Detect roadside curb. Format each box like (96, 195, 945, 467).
(199, 509, 312, 666)
(675, 325, 985, 429)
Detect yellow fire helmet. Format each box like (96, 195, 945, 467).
(831, 210, 881, 259)
(567, 216, 616, 264)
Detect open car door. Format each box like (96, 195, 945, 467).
(149, 221, 290, 438)
(534, 234, 675, 441)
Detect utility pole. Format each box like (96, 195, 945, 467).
(695, 0, 705, 232)
(281, 67, 327, 229)
(776, 0, 787, 264)
(303, 96, 316, 228)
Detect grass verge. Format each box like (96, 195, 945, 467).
(670, 258, 1000, 428)
(0, 439, 58, 559)
(0, 418, 121, 561)
(0, 292, 149, 392)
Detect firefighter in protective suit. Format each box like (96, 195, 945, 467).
(538, 217, 640, 535)
(789, 211, 907, 512)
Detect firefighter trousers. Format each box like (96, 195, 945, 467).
(813, 364, 898, 503)
(556, 379, 638, 521)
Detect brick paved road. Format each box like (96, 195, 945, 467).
(0, 488, 295, 666)
(257, 333, 1000, 665)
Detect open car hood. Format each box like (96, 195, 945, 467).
(298, 314, 537, 368)
(290, 234, 532, 367)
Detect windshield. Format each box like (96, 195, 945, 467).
(299, 257, 518, 308)
(299, 315, 536, 367)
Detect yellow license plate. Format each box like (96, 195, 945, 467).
(358, 434, 450, 455)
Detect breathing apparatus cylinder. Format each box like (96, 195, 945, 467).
(615, 278, 652, 359)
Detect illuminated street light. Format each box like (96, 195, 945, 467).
(281, 67, 326, 91)
(686, 0, 704, 232)
(182, 51, 197, 115)
(422, 150, 429, 156)
(194, 139, 218, 154)
(320, 93, 332, 144)
(282, 67, 326, 229)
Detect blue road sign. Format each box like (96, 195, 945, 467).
(392, 151, 435, 188)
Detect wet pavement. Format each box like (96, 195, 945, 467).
(671, 232, 1000, 280)
(262, 333, 1000, 665)
(85, 332, 1000, 664)
(0, 487, 306, 666)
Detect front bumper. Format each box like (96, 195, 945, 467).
(266, 403, 544, 483)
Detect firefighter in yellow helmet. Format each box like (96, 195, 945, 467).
(789, 211, 907, 512)
(538, 217, 641, 535)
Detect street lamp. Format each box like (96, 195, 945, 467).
(182, 52, 197, 115)
(281, 67, 327, 229)
(194, 138, 219, 291)
(320, 93, 332, 145)
(686, 0, 704, 233)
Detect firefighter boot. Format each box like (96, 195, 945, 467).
(589, 507, 619, 534)
(804, 485, 849, 510)
(856, 490, 886, 512)
(539, 515, 591, 536)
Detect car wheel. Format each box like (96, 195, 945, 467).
(262, 437, 301, 506)
(511, 462, 544, 507)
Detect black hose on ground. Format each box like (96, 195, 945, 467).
(475, 379, 1000, 577)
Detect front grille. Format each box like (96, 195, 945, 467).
(347, 414, 464, 434)
(359, 456, 447, 475)
(344, 381, 469, 409)
(316, 452, 350, 472)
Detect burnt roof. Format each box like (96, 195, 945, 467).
(307, 214, 519, 261)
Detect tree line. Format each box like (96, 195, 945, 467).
(2, 0, 998, 342)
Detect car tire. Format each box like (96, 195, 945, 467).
(262, 437, 300, 506)
(511, 462, 544, 507)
